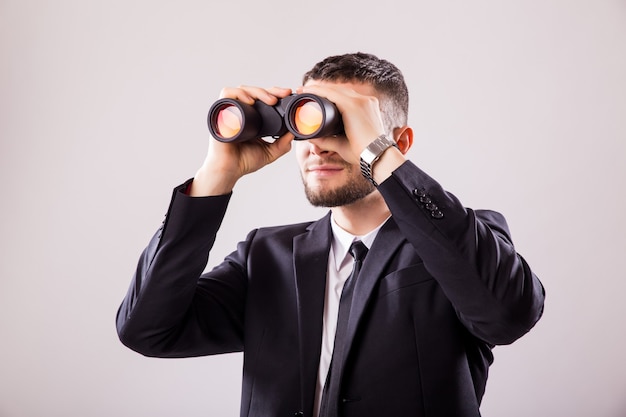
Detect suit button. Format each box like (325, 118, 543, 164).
(294, 412, 304, 417)
(412, 188, 427, 198)
(431, 210, 444, 219)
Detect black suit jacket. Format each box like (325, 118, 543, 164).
(117, 161, 545, 417)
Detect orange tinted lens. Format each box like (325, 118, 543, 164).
(294, 100, 323, 135)
(215, 105, 243, 138)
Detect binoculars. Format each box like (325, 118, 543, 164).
(207, 93, 344, 143)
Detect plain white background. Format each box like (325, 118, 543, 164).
(1, 0, 625, 416)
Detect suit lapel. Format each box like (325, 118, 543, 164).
(292, 215, 404, 413)
(340, 218, 404, 367)
(293, 212, 332, 416)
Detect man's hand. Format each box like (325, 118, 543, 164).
(298, 82, 411, 186)
(298, 83, 386, 165)
(190, 86, 295, 197)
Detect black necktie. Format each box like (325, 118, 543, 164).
(319, 240, 369, 417)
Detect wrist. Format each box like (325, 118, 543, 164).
(189, 166, 239, 197)
(359, 134, 403, 186)
(371, 145, 405, 185)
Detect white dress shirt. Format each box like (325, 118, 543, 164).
(313, 214, 389, 417)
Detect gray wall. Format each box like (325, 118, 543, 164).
(1, 0, 625, 416)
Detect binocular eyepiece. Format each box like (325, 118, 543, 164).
(207, 93, 344, 143)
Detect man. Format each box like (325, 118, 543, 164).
(117, 52, 545, 417)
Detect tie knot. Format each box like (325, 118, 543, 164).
(349, 240, 368, 262)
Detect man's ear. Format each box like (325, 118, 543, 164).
(393, 126, 414, 154)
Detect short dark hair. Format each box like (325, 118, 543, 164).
(302, 52, 409, 131)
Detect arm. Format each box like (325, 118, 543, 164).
(378, 161, 545, 345)
(301, 83, 544, 345)
(116, 183, 249, 357)
(117, 86, 295, 356)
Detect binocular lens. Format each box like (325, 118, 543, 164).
(293, 99, 323, 136)
(214, 104, 243, 139)
(207, 93, 342, 142)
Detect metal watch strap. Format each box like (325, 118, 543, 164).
(359, 134, 398, 186)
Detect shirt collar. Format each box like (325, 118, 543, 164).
(329, 214, 390, 270)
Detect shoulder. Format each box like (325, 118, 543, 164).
(245, 212, 331, 247)
(254, 210, 330, 236)
(254, 220, 317, 238)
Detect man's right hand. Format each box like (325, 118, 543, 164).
(189, 86, 295, 197)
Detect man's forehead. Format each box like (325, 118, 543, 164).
(304, 79, 378, 96)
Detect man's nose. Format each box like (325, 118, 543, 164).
(306, 137, 332, 155)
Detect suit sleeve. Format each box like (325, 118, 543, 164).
(116, 181, 250, 358)
(378, 161, 545, 345)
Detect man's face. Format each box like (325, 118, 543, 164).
(295, 81, 377, 208)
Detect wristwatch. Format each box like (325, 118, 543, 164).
(359, 134, 398, 186)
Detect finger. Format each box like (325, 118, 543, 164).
(270, 131, 295, 158)
(266, 86, 293, 99)
(255, 132, 293, 166)
(299, 84, 350, 102)
(218, 85, 284, 105)
(238, 85, 282, 105)
(218, 86, 254, 103)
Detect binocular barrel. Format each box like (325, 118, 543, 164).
(207, 94, 343, 143)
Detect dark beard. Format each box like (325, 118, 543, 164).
(303, 171, 376, 207)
